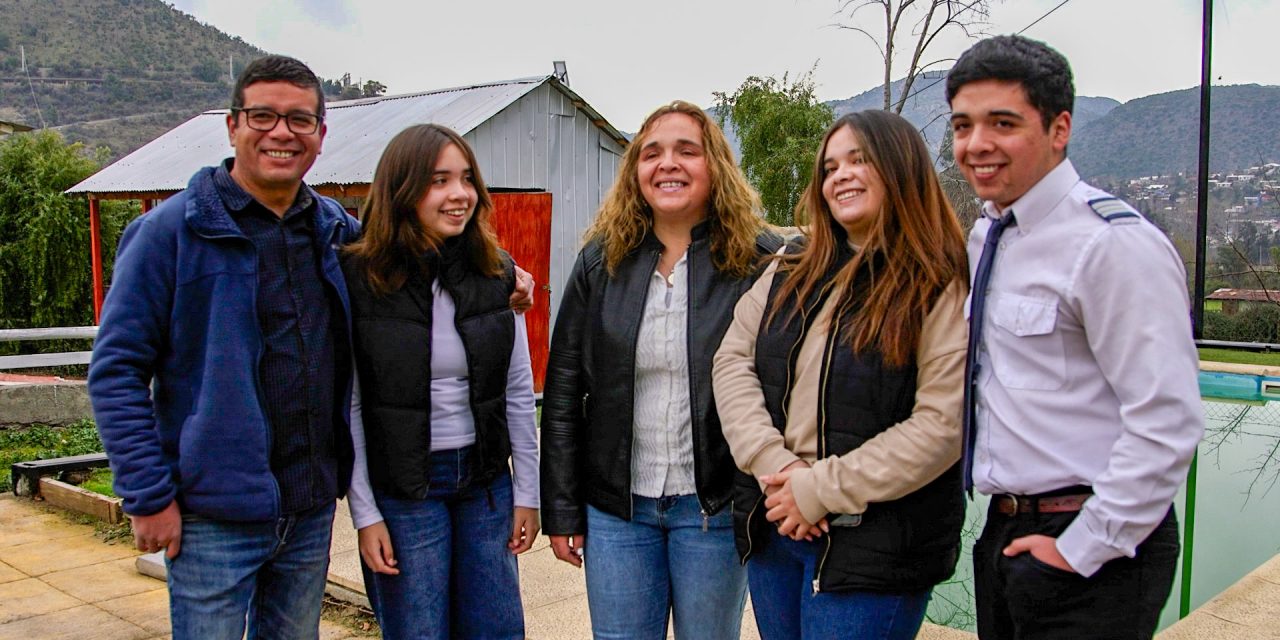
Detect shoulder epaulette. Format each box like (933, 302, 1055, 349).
(1087, 197, 1141, 224)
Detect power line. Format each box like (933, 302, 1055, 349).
(21, 45, 48, 129)
(1018, 0, 1072, 35)
(892, 0, 1075, 108)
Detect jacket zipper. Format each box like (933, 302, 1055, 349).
(812, 303, 842, 594)
(684, 242, 716, 521)
(745, 280, 811, 562)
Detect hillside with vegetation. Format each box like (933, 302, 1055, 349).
(0, 0, 382, 161)
(0, 0, 272, 158)
(1072, 84, 1280, 180)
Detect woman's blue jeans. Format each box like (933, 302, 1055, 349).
(584, 495, 747, 639)
(361, 446, 523, 640)
(748, 535, 930, 640)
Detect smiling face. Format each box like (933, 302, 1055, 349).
(636, 113, 712, 223)
(415, 143, 476, 238)
(820, 125, 885, 245)
(950, 79, 1071, 211)
(226, 80, 325, 208)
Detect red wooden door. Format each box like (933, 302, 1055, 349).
(490, 192, 552, 393)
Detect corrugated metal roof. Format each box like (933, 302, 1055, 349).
(1207, 288, 1280, 303)
(68, 75, 625, 195)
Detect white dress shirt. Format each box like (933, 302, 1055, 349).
(968, 159, 1204, 577)
(631, 251, 697, 498)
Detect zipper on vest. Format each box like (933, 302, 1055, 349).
(812, 308, 842, 594)
(741, 494, 764, 564)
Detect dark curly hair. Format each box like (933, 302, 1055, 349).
(946, 35, 1074, 130)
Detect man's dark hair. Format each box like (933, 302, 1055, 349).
(231, 55, 326, 118)
(946, 35, 1074, 130)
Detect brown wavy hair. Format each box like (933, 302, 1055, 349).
(345, 124, 503, 295)
(585, 100, 765, 278)
(769, 110, 968, 366)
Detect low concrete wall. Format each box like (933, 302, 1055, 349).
(0, 381, 92, 427)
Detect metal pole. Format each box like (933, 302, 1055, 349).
(1192, 0, 1212, 340)
(1182, 0, 1212, 619)
(1180, 450, 1199, 618)
(89, 198, 104, 323)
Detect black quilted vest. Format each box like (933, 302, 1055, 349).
(342, 246, 516, 499)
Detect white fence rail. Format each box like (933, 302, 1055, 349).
(0, 326, 98, 370)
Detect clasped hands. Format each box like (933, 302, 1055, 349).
(760, 460, 828, 542)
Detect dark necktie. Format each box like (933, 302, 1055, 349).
(962, 211, 1016, 493)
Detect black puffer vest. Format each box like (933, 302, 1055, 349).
(342, 245, 516, 499)
(733, 243, 964, 593)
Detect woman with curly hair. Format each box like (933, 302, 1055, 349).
(540, 101, 780, 639)
(713, 110, 969, 639)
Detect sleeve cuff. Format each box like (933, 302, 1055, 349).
(1055, 514, 1127, 578)
(752, 448, 804, 488)
(788, 467, 829, 525)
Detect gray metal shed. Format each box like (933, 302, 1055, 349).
(68, 74, 629, 385)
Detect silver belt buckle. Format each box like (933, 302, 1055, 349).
(1001, 494, 1021, 515)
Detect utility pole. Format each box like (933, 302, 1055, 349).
(20, 45, 25, 73)
(228, 55, 234, 82)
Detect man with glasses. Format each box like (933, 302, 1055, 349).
(89, 55, 529, 637)
(947, 36, 1203, 639)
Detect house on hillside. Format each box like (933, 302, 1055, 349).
(0, 120, 33, 136)
(1207, 288, 1280, 316)
(67, 71, 629, 390)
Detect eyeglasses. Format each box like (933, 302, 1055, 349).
(231, 107, 323, 135)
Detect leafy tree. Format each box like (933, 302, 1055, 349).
(191, 59, 223, 83)
(0, 130, 138, 332)
(715, 70, 834, 226)
(362, 80, 387, 98)
(834, 0, 991, 113)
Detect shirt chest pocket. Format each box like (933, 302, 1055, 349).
(987, 293, 1066, 391)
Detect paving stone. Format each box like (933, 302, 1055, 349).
(42, 557, 164, 603)
(0, 604, 151, 639)
(0, 533, 138, 576)
(0, 512, 95, 547)
(0, 560, 25, 584)
(517, 540, 586, 611)
(98, 588, 170, 634)
(0, 577, 82, 624)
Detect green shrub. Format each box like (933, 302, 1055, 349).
(0, 419, 104, 491)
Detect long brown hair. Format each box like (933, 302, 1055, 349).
(770, 110, 968, 366)
(345, 124, 503, 294)
(585, 100, 765, 278)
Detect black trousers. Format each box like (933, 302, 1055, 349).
(974, 502, 1180, 639)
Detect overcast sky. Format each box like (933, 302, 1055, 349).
(170, 0, 1278, 131)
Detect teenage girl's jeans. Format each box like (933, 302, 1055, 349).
(584, 494, 747, 639)
(166, 500, 335, 639)
(361, 446, 523, 640)
(747, 535, 930, 640)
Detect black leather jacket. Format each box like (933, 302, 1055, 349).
(540, 224, 782, 536)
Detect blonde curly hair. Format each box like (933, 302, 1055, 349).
(585, 100, 766, 278)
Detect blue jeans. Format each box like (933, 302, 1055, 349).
(585, 495, 747, 639)
(362, 446, 523, 640)
(166, 500, 335, 640)
(748, 535, 930, 640)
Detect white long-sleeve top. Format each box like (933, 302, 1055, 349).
(630, 251, 697, 498)
(347, 279, 539, 529)
(969, 159, 1204, 577)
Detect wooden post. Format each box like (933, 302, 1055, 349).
(89, 197, 104, 322)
